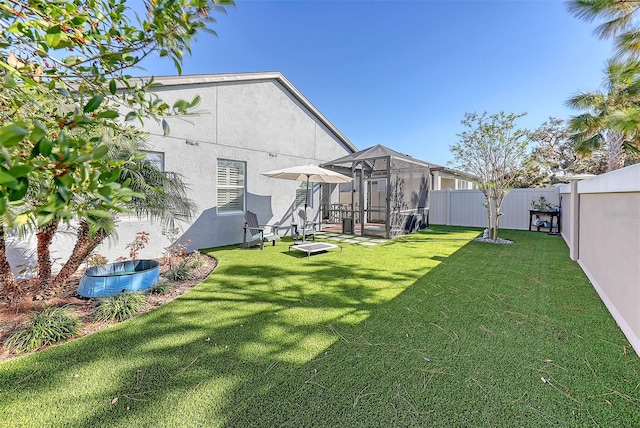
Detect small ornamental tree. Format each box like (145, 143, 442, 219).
(0, 0, 230, 299)
(450, 112, 529, 241)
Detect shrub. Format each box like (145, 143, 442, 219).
(531, 196, 553, 211)
(85, 251, 108, 269)
(4, 307, 81, 354)
(148, 279, 172, 295)
(162, 233, 192, 268)
(165, 261, 193, 281)
(187, 251, 206, 269)
(125, 231, 150, 260)
(93, 292, 148, 322)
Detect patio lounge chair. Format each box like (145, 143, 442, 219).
(296, 209, 317, 241)
(242, 211, 279, 249)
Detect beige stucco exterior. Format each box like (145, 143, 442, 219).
(560, 164, 640, 356)
(430, 169, 476, 190)
(579, 193, 640, 345)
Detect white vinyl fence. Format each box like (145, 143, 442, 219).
(429, 168, 640, 357)
(429, 188, 560, 230)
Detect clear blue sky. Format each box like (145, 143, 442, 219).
(137, 0, 614, 166)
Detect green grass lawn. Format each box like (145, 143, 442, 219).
(1, 226, 639, 427)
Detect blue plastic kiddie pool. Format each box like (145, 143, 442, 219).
(77, 259, 160, 298)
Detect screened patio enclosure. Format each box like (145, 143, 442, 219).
(322, 144, 431, 239)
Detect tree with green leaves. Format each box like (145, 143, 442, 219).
(512, 117, 608, 187)
(0, 0, 231, 299)
(567, 58, 640, 171)
(450, 112, 529, 241)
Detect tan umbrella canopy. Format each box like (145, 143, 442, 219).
(262, 164, 352, 210)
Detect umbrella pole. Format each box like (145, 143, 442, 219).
(303, 176, 309, 241)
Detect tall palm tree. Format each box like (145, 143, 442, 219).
(567, 58, 640, 170)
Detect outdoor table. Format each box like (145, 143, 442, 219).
(529, 210, 561, 235)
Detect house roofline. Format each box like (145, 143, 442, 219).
(323, 143, 434, 169)
(136, 72, 358, 155)
(428, 164, 477, 181)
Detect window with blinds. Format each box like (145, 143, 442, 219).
(217, 160, 245, 212)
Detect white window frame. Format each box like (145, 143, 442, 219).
(217, 159, 246, 213)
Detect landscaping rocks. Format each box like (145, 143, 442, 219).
(473, 237, 514, 245)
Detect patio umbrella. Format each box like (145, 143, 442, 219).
(262, 164, 353, 237)
(262, 164, 352, 208)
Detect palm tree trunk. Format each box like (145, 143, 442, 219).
(36, 220, 60, 289)
(0, 225, 18, 299)
(53, 220, 106, 288)
(607, 131, 626, 171)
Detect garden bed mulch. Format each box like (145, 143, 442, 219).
(0, 254, 217, 362)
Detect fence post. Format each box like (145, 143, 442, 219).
(446, 189, 451, 226)
(569, 180, 580, 261)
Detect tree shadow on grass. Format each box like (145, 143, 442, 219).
(1, 228, 639, 426)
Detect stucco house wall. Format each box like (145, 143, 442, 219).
(113, 73, 357, 259)
(430, 168, 476, 190)
(7, 72, 357, 269)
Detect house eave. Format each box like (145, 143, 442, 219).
(429, 165, 477, 182)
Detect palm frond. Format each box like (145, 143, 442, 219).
(1, 201, 36, 236)
(567, 0, 640, 34)
(622, 78, 640, 98)
(98, 129, 196, 228)
(566, 0, 620, 22)
(606, 57, 636, 78)
(622, 137, 640, 153)
(594, 12, 635, 38)
(570, 131, 605, 155)
(615, 29, 640, 56)
(85, 215, 118, 243)
(566, 91, 606, 110)
(119, 159, 196, 228)
(606, 107, 640, 132)
(568, 113, 605, 131)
